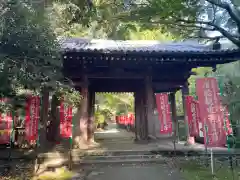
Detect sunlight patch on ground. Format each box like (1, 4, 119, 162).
(33, 167, 74, 180)
(94, 129, 120, 134)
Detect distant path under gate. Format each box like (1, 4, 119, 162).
(93, 122, 161, 151)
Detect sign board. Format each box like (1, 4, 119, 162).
(155, 93, 172, 134)
(185, 96, 200, 136)
(196, 78, 226, 147)
(25, 96, 40, 142)
(60, 99, 73, 138)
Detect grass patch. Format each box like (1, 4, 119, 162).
(180, 160, 240, 180)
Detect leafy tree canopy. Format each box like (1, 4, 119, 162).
(0, 1, 81, 110)
(115, 0, 240, 46)
(60, 0, 239, 47)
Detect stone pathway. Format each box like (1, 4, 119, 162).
(71, 122, 237, 180)
(92, 123, 160, 151)
(70, 123, 184, 180)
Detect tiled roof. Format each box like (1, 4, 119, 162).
(59, 37, 238, 53)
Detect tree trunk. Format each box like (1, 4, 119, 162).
(48, 94, 60, 142)
(74, 87, 89, 148)
(39, 88, 49, 149)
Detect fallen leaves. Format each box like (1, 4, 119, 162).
(0, 160, 34, 180)
(0, 160, 76, 180)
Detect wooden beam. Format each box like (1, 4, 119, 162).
(71, 75, 188, 82)
(64, 66, 191, 80)
(73, 81, 183, 86)
(68, 71, 144, 79)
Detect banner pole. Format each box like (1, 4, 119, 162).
(210, 148, 214, 175)
(204, 125, 209, 167)
(37, 96, 40, 148)
(8, 109, 14, 163)
(69, 106, 73, 170)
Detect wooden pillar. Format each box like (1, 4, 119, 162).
(134, 92, 140, 141)
(145, 75, 155, 138)
(182, 81, 194, 144)
(182, 82, 189, 116)
(170, 92, 178, 142)
(140, 89, 148, 140)
(135, 89, 148, 141)
(135, 90, 146, 140)
(88, 89, 95, 143)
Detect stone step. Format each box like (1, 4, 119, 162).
(81, 154, 163, 161)
(74, 149, 155, 156)
(74, 157, 166, 165)
(37, 149, 155, 159)
(36, 154, 166, 169)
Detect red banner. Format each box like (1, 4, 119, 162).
(0, 99, 12, 144)
(0, 103, 12, 144)
(196, 78, 226, 147)
(155, 93, 172, 134)
(60, 99, 72, 138)
(185, 96, 200, 136)
(25, 96, 40, 142)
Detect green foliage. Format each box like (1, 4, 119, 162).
(95, 93, 134, 118)
(0, 3, 60, 88)
(50, 0, 177, 40)
(210, 62, 240, 127)
(175, 90, 183, 116)
(188, 67, 213, 97)
(50, 0, 240, 44)
(0, 1, 82, 112)
(95, 111, 105, 124)
(112, 0, 199, 38)
(55, 86, 82, 107)
(125, 24, 174, 40)
(0, 1, 59, 110)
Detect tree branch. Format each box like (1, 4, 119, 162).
(150, 18, 240, 47)
(0, 7, 9, 17)
(176, 18, 240, 47)
(139, 21, 216, 31)
(189, 35, 230, 40)
(205, 0, 240, 30)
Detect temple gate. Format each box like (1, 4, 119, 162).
(61, 38, 240, 142)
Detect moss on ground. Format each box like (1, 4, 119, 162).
(180, 160, 240, 180)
